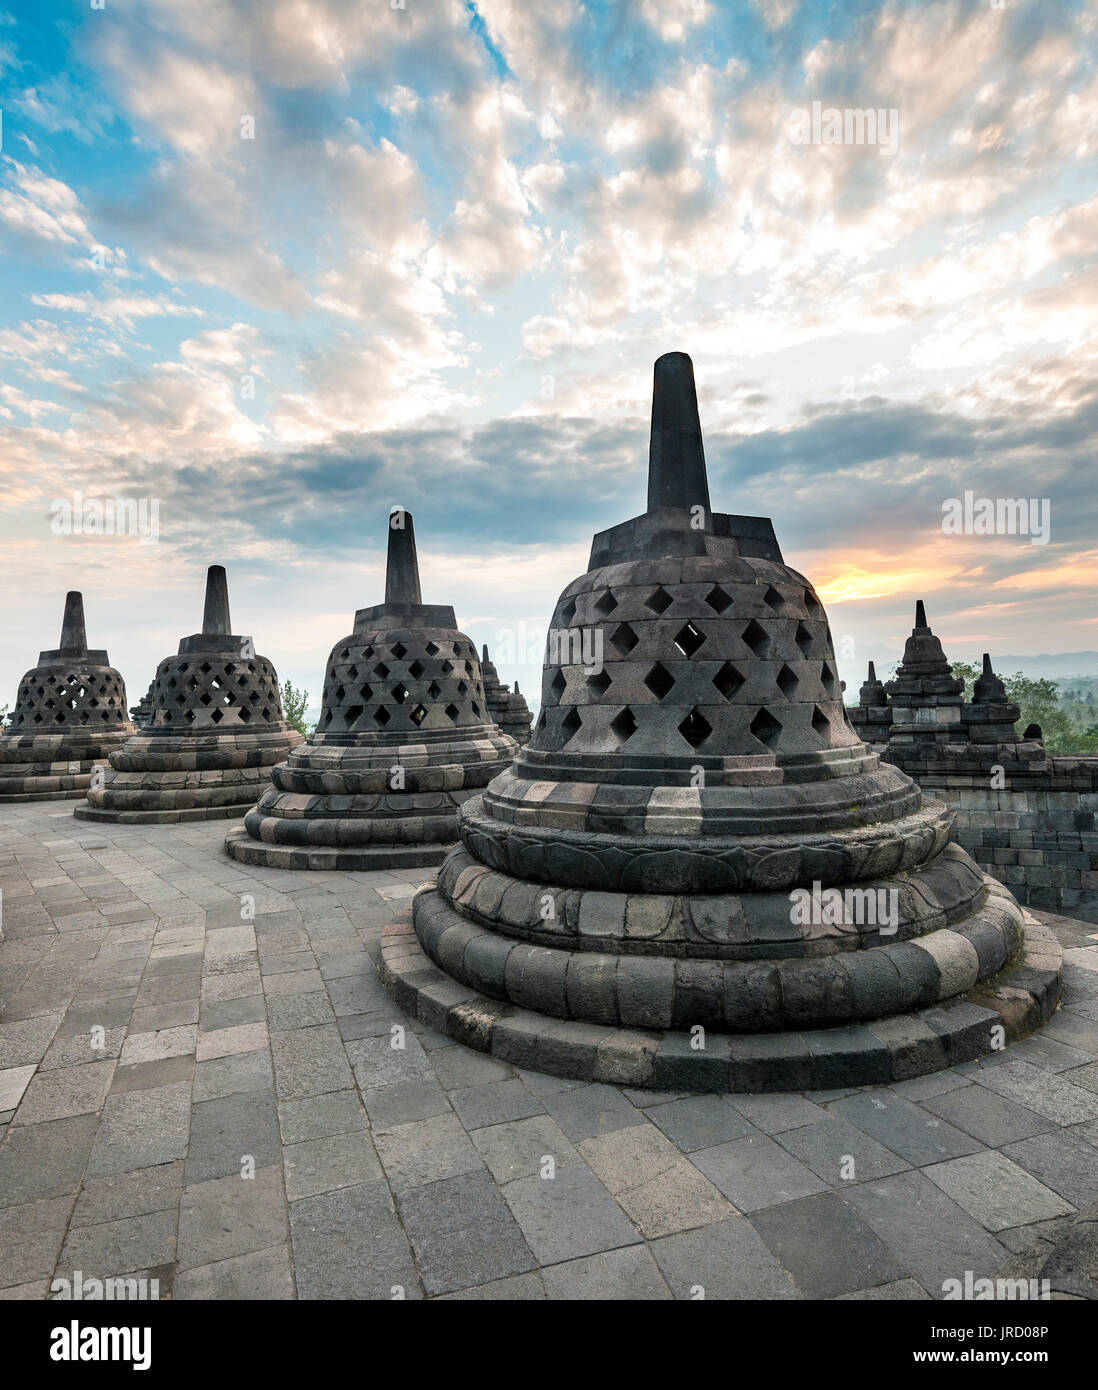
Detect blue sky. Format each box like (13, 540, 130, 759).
(2, 0, 1097, 717)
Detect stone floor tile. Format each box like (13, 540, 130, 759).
(1000, 1129, 1098, 1209)
(920, 1085, 1055, 1148)
(185, 1088, 281, 1184)
(72, 1162, 184, 1227)
(13, 1059, 116, 1125)
(649, 1215, 801, 1300)
(646, 1094, 755, 1152)
(541, 1244, 673, 1300)
(58, 1208, 177, 1277)
(293, 1181, 421, 1298)
(192, 1050, 273, 1102)
(775, 1116, 912, 1185)
(374, 1113, 484, 1190)
(469, 1114, 582, 1185)
(195, 1021, 269, 1062)
(0, 1114, 99, 1206)
(277, 1090, 366, 1145)
(751, 1191, 908, 1298)
(177, 1165, 288, 1270)
(86, 1081, 192, 1177)
(541, 1083, 645, 1141)
(173, 1243, 295, 1300)
(691, 1132, 827, 1212)
(923, 1150, 1074, 1231)
(283, 1130, 383, 1200)
(449, 1078, 545, 1130)
(500, 1164, 640, 1266)
(829, 1090, 985, 1166)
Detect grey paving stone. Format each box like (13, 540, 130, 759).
(972, 1060, 1098, 1125)
(469, 1114, 582, 1184)
(399, 1170, 535, 1296)
(776, 1117, 912, 1185)
(360, 1076, 451, 1129)
(200, 995, 267, 1032)
(119, 1025, 196, 1066)
(434, 1272, 546, 1300)
(1009, 1033, 1096, 1073)
(72, 1162, 184, 1227)
(692, 1132, 827, 1212)
(283, 1130, 383, 1200)
(846, 1169, 1010, 1294)
(374, 1113, 483, 1190)
(265, 992, 335, 1032)
(431, 1046, 513, 1090)
(174, 1243, 295, 1300)
(86, 1081, 192, 1177)
(194, 1021, 268, 1062)
(751, 1191, 908, 1298)
(0, 1016, 63, 1067)
(920, 1085, 1054, 1147)
(345, 1031, 432, 1090)
(0, 1196, 74, 1287)
(650, 1215, 801, 1300)
(177, 1165, 289, 1270)
(727, 1092, 829, 1133)
(829, 1091, 985, 1166)
(130, 1001, 199, 1034)
(277, 1090, 366, 1145)
(541, 1244, 673, 1300)
(1000, 1130, 1098, 1209)
(12, 1059, 115, 1125)
(449, 1078, 545, 1130)
(185, 1088, 281, 1184)
(269, 1025, 354, 1099)
(192, 1049, 273, 1102)
(58, 1208, 177, 1277)
(837, 1278, 931, 1300)
(500, 1164, 640, 1266)
(40, 1029, 125, 1070)
(0, 1114, 99, 1205)
(0, 1065, 36, 1112)
(109, 1055, 194, 1095)
(578, 1125, 734, 1238)
(541, 1083, 646, 1141)
(646, 1095, 755, 1152)
(923, 1151, 1073, 1231)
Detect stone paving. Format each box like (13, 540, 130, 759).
(2, 799, 1098, 1301)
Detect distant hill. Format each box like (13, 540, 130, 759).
(967, 653, 1098, 679)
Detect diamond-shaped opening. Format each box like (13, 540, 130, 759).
(374, 706, 391, 726)
(471, 701, 480, 716)
(804, 588, 824, 616)
(249, 691, 261, 704)
(374, 662, 390, 679)
(210, 707, 225, 723)
(678, 707, 712, 749)
(610, 707, 637, 744)
(441, 660, 454, 676)
(776, 664, 799, 697)
(200, 662, 212, 674)
(175, 694, 187, 706)
(763, 585, 784, 612)
(795, 622, 813, 657)
(610, 622, 638, 656)
(238, 706, 252, 722)
(593, 590, 618, 616)
(820, 661, 837, 695)
(644, 662, 675, 700)
(410, 704, 428, 727)
(346, 664, 358, 679)
(211, 676, 223, 690)
(549, 668, 567, 698)
(444, 703, 460, 722)
(425, 641, 439, 656)
(750, 708, 782, 748)
(344, 704, 364, 725)
(408, 661, 424, 680)
(536, 710, 547, 731)
(646, 586, 673, 614)
(812, 705, 831, 739)
(559, 597, 577, 625)
(391, 642, 407, 659)
(221, 690, 236, 706)
(674, 622, 705, 657)
(335, 685, 346, 702)
(391, 683, 409, 705)
(184, 708, 196, 722)
(457, 680, 468, 697)
(199, 692, 212, 706)
(742, 619, 770, 658)
(560, 707, 582, 741)
(427, 681, 442, 699)
(705, 585, 733, 614)
(54, 711, 65, 724)
(587, 669, 612, 695)
(340, 648, 350, 661)
(358, 683, 373, 701)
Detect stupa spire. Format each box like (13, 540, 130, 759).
(202, 566, 232, 636)
(915, 600, 928, 630)
(59, 591, 88, 656)
(385, 509, 422, 606)
(646, 351, 711, 515)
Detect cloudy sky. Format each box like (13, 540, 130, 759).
(1, 0, 1096, 718)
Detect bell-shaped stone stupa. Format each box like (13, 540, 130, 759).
(0, 592, 134, 802)
(75, 566, 301, 822)
(480, 644, 533, 746)
(224, 510, 519, 870)
(380, 352, 1061, 1092)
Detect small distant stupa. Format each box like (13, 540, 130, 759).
(225, 509, 519, 869)
(0, 592, 134, 801)
(480, 643, 532, 746)
(75, 566, 301, 822)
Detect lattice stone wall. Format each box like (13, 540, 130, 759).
(149, 655, 285, 730)
(10, 666, 129, 731)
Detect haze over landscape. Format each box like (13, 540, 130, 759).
(1, 0, 1096, 716)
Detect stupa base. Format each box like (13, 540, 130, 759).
(380, 907, 1061, 1093)
(75, 798, 259, 825)
(224, 824, 451, 871)
(0, 780, 98, 804)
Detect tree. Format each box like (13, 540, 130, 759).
(950, 662, 1098, 755)
(280, 681, 313, 738)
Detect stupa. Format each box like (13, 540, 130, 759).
(224, 510, 519, 870)
(74, 566, 301, 823)
(0, 592, 134, 802)
(480, 644, 533, 746)
(130, 681, 155, 729)
(380, 353, 1062, 1092)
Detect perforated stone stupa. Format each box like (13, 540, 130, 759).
(224, 511, 519, 870)
(74, 566, 301, 823)
(480, 644, 532, 746)
(380, 352, 1062, 1093)
(0, 592, 134, 802)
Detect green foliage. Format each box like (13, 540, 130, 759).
(280, 681, 314, 738)
(950, 662, 1098, 756)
